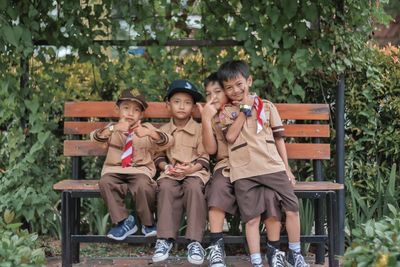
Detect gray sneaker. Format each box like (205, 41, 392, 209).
(152, 239, 173, 263)
(188, 241, 206, 265)
(265, 243, 285, 267)
(286, 249, 310, 267)
(206, 238, 226, 267)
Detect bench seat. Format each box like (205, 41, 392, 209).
(54, 179, 343, 192)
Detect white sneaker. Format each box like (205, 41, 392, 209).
(152, 239, 173, 263)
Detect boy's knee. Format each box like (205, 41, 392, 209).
(286, 211, 299, 218)
(246, 217, 260, 227)
(185, 182, 203, 195)
(98, 177, 111, 189)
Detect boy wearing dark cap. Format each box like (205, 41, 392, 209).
(90, 89, 173, 241)
(216, 60, 309, 267)
(152, 80, 209, 265)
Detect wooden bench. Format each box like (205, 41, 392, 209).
(54, 101, 343, 267)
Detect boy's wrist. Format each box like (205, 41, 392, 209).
(239, 104, 252, 117)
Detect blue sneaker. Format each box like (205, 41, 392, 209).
(107, 215, 138, 240)
(142, 224, 157, 237)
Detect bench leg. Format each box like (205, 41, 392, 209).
(326, 192, 339, 267)
(314, 198, 325, 264)
(72, 197, 80, 263)
(62, 191, 73, 267)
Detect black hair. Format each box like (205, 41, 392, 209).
(203, 72, 222, 88)
(217, 60, 250, 82)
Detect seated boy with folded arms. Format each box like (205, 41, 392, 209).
(90, 89, 173, 240)
(152, 80, 209, 265)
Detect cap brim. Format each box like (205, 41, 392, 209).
(116, 98, 148, 110)
(165, 88, 204, 103)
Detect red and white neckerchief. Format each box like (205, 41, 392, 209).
(121, 129, 134, 168)
(253, 95, 267, 134)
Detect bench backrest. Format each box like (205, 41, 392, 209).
(63, 101, 330, 161)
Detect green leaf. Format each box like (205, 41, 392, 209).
(303, 3, 318, 22)
(283, 33, 295, 49)
(3, 26, 18, 47)
(270, 6, 280, 24)
(295, 22, 307, 38)
(0, 0, 6, 11)
(282, 0, 297, 19)
(270, 27, 282, 43)
(292, 84, 305, 100)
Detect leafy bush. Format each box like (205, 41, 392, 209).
(343, 204, 400, 266)
(0, 210, 46, 267)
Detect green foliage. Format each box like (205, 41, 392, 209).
(343, 45, 400, 241)
(0, 0, 398, 244)
(343, 204, 400, 267)
(0, 210, 46, 267)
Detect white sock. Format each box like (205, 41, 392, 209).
(250, 253, 262, 264)
(289, 242, 301, 253)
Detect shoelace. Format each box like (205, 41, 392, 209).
(293, 252, 309, 267)
(155, 240, 169, 253)
(206, 244, 224, 264)
(272, 250, 285, 267)
(188, 242, 205, 257)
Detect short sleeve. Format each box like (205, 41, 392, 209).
(267, 102, 285, 137)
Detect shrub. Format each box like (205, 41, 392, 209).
(0, 210, 46, 267)
(343, 204, 400, 266)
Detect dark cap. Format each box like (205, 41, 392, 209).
(165, 79, 204, 103)
(116, 89, 148, 110)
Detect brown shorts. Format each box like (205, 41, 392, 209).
(234, 171, 299, 222)
(205, 168, 238, 215)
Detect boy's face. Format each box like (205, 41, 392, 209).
(117, 100, 143, 126)
(167, 92, 194, 120)
(222, 74, 252, 102)
(205, 81, 228, 110)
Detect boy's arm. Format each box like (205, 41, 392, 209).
(90, 124, 113, 143)
(225, 112, 246, 144)
(268, 101, 296, 185)
(275, 137, 296, 185)
(198, 102, 218, 154)
(225, 95, 254, 144)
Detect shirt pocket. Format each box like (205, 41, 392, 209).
(265, 138, 283, 163)
(174, 135, 197, 163)
(228, 137, 250, 167)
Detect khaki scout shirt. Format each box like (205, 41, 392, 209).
(90, 122, 173, 179)
(211, 116, 229, 177)
(217, 100, 286, 182)
(155, 117, 210, 184)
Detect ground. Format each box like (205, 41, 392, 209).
(42, 237, 329, 267)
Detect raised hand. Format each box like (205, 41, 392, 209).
(197, 95, 218, 119)
(132, 120, 151, 137)
(114, 118, 132, 132)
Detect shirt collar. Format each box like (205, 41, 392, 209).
(169, 117, 196, 135)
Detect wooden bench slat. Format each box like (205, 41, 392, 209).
(64, 122, 330, 138)
(65, 102, 329, 120)
(64, 102, 202, 119)
(53, 179, 343, 191)
(64, 140, 330, 159)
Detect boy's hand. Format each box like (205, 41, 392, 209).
(286, 169, 296, 186)
(114, 119, 132, 132)
(174, 162, 195, 177)
(232, 94, 254, 107)
(165, 164, 185, 178)
(197, 95, 218, 120)
(132, 121, 151, 137)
